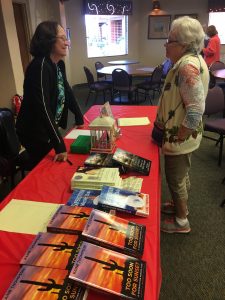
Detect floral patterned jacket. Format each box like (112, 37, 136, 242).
(156, 53, 209, 155)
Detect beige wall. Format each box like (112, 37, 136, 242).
(139, 0, 209, 65)
(28, 0, 60, 33)
(1, 0, 225, 108)
(0, 0, 23, 107)
(0, 0, 60, 108)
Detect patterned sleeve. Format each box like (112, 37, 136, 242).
(179, 63, 205, 130)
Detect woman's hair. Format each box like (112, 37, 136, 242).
(206, 25, 218, 37)
(30, 21, 60, 57)
(170, 16, 205, 53)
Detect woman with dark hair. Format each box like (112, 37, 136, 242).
(202, 25, 221, 66)
(16, 21, 84, 168)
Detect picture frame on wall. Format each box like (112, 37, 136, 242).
(174, 14, 198, 19)
(148, 15, 171, 39)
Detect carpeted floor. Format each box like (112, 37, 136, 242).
(160, 138, 225, 300)
(1, 84, 225, 299)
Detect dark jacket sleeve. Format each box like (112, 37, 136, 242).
(59, 61, 84, 126)
(39, 59, 66, 153)
(17, 58, 66, 154)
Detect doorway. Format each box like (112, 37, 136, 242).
(12, 2, 30, 73)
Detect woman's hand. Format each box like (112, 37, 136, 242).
(74, 124, 84, 129)
(176, 125, 193, 143)
(54, 152, 68, 162)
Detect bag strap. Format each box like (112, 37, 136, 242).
(164, 100, 182, 125)
(160, 53, 203, 126)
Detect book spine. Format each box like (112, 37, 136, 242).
(68, 277, 127, 299)
(125, 224, 145, 256)
(139, 226, 146, 255)
(47, 227, 82, 235)
(135, 210, 148, 217)
(20, 233, 41, 264)
(98, 203, 135, 216)
(47, 206, 63, 225)
(3, 267, 26, 299)
(81, 235, 140, 258)
(67, 240, 83, 271)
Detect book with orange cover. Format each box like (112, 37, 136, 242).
(47, 205, 92, 235)
(3, 265, 87, 300)
(20, 232, 83, 271)
(81, 209, 146, 257)
(69, 242, 146, 300)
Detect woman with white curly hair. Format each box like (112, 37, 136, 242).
(153, 16, 209, 233)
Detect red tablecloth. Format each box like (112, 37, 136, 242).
(0, 105, 161, 300)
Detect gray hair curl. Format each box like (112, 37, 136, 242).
(171, 16, 204, 53)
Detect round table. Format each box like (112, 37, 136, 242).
(108, 59, 139, 65)
(97, 64, 155, 77)
(212, 69, 225, 79)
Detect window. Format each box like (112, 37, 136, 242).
(209, 12, 225, 44)
(85, 15, 128, 58)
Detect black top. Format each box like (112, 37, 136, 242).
(16, 57, 83, 154)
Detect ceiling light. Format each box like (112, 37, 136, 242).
(149, 0, 167, 15)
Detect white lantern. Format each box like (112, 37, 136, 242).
(89, 116, 116, 153)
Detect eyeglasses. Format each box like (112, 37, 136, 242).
(55, 35, 70, 43)
(165, 39, 179, 45)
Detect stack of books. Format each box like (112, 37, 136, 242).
(84, 147, 152, 176)
(71, 166, 122, 190)
(3, 205, 147, 300)
(66, 185, 149, 217)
